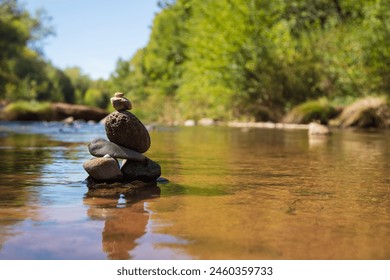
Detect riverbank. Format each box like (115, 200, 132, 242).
(1, 96, 390, 130)
(0, 101, 108, 122)
(227, 121, 309, 130)
(183, 96, 390, 130)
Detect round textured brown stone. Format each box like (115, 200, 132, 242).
(105, 111, 151, 153)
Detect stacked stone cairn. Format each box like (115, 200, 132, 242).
(83, 92, 161, 194)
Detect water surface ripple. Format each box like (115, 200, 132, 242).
(1, 122, 390, 259)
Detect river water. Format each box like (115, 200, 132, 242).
(0, 121, 390, 260)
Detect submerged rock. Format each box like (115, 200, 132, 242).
(83, 155, 123, 181)
(86, 178, 160, 198)
(184, 119, 196, 126)
(88, 138, 146, 162)
(62, 116, 74, 124)
(198, 118, 215, 126)
(157, 177, 170, 184)
(121, 157, 161, 182)
(105, 111, 151, 153)
(308, 122, 331, 136)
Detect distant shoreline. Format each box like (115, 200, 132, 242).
(227, 121, 309, 130)
(0, 102, 108, 122)
(2, 95, 390, 131)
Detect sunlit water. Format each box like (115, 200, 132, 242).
(1, 121, 390, 260)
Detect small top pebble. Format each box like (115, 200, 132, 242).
(110, 92, 132, 111)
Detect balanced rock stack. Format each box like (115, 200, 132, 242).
(83, 92, 161, 184)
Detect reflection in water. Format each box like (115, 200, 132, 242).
(129, 202, 192, 260)
(1, 123, 390, 259)
(308, 134, 330, 150)
(85, 198, 149, 260)
(84, 184, 191, 260)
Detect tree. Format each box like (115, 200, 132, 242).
(363, 0, 390, 93)
(0, 0, 54, 101)
(110, 0, 390, 122)
(64, 67, 91, 103)
(0, 0, 30, 96)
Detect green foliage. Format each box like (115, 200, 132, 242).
(110, 49, 147, 104)
(48, 67, 75, 103)
(0, 0, 30, 95)
(362, 0, 390, 93)
(109, 0, 390, 123)
(0, 0, 30, 59)
(0, 0, 80, 105)
(64, 67, 91, 104)
(142, 0, 188, 97)
(83, 87, 109, 109)
(1, 0, 382, 122)
(3, 0, 390, 123)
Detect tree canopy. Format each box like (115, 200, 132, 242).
(2, 0, 390, 123)
(110, 0, 390, 122)
(0, 0, 77, 104)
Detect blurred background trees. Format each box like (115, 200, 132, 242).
(0, 0, 106, 106)
(109, 0, 390, 122)
(1, 0, 390, 123)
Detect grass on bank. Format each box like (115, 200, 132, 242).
(283, 98, 339, 124)
(330, 96, 390, 128)
(1, 101, 52, 121)
(2, 96, 390, 129)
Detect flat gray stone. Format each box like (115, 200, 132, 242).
(88, 138, 146, 161)
(121, 157, 161, 182)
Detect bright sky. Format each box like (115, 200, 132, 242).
(24, 0, 160, 80)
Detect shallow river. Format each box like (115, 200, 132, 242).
(0, 121, 390, 260)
